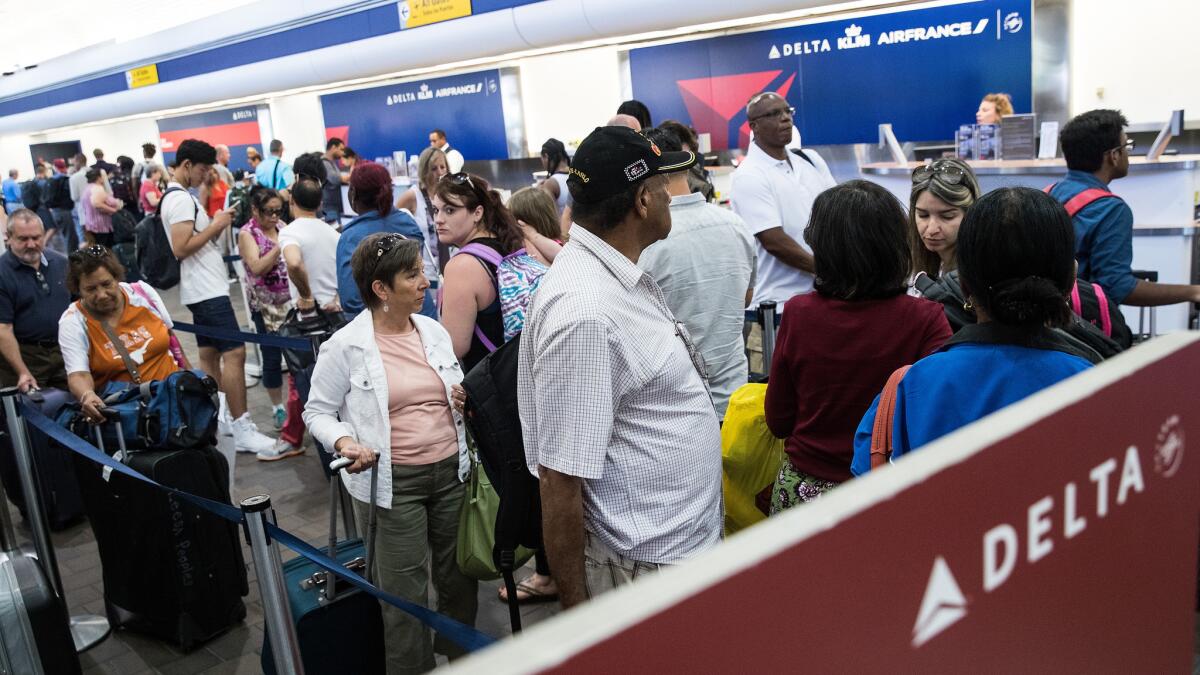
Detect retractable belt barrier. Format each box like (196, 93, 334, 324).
(17, 403, 497, 653)
(223, 255, 242, 263)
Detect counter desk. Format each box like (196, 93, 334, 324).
(863, 156, 1200, 333)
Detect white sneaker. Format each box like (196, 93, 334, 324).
(257, 438, 305, 462)
(232, 414, 276, 454)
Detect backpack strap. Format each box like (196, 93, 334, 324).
(1062, 188, 1117, 218)
(869, 365, 911, 469)
(1070, 280, 1083, 316)
(455, 243, 504, 354)
(1092, 282, 1112, 338)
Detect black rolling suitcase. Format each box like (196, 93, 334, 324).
(66, 413, 248, 651)
(262, 459, 383, 675)
(0, 389, 85, 531)
(0, 453, 82, 674)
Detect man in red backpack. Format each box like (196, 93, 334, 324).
(1048, 109, 1200, 307)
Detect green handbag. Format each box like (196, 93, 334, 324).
(456, 452, 534, 581)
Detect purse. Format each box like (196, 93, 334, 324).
(456, 446, 533, 581)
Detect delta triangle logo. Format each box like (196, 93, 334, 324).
(911, 556, 968, 647)
(768, 45, 781, 60)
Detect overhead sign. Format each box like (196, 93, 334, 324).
(629, 0, 1032, 148)
(157, 105, 262, 173)
(461, 333, 1200, 673)
(125, 64, 159, 89)
(399, 0, 473, 28)
(320, 68, 508, 166)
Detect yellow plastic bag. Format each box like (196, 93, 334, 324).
(721, 383, 785, 536)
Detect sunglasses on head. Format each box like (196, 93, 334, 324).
(912, 161, 967, 185)
(69, 245, 107, 262)
(374, 234, 406, 261)
(441, 172, 475, 189)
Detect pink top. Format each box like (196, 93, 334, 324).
(81, 184, 116, 234)
(139, 180, 162, 214)
(376, 327, 458, 466)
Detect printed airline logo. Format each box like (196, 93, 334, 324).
(231, 109, 254, 121)
(913, 432, 1174, 647)
(1004, 12, 1024, 34)
(768, 16, 994, 58)
(386, 81, 483, 106)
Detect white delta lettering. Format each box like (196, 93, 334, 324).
(982, 446, 1145, 593)
(780, 39, 832, 57)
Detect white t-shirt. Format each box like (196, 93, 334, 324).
(58, 282, 173, 375)
(278, 217, 341, 306)
(442, 145, 465, 174)
(730, 142, 836, 308)
(161, 182, 229, 306)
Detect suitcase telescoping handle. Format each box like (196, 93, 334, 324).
(759, 301, 778, 374)
(90, 408, 129, 457)
(325, 453, 379, 601)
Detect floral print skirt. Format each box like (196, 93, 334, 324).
(769, 460, 839, 515)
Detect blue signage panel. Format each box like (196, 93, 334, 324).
(630, 0, 1032, 149)
(320, 69, 509, 165)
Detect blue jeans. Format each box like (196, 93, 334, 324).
(250, 311, 283, 390)
(419, 287, 438, 319)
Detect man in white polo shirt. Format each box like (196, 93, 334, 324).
(162, 139, 275, 455)
(519, 126, 723, 609)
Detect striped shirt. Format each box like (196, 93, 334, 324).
(518, 225, 723, 564)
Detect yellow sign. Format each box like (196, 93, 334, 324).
(126, 64, 159, 89)
(404, 0, 472, 29)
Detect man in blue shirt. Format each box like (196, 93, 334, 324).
(255, 139, 294, 192)
(2, 170, 20, 215)
(1049, 109, 1200, 307)
(0, 209, 71, 391)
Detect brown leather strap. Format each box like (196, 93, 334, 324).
(89, 307, 141, 384)
(869, 365, 911, 469)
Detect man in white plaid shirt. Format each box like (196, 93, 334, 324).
(518, 126, 723, 608)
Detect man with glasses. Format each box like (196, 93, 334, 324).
(0, 209, 71, 391)
(1052, 109, 1200, 307)
(731, 92, 835, 368)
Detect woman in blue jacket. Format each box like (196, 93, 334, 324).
(852, 187, 1097, 475)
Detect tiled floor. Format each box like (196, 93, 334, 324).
(4, 280, 558, 674)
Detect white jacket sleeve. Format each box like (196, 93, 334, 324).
(301, 339, 358, 451)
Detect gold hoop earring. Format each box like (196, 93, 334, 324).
(963, 300, 974, 311)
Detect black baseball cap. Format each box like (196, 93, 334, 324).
(567, 126, 697, 204)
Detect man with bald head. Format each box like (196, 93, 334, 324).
(730, 92, 834, 352)
(607, 114, 642, 131)
(214, 144, 234, 186)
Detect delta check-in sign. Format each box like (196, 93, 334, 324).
(157, 105, 261, 173)
(629, 0, 1031, 148)
(464, 333, 1200, 674)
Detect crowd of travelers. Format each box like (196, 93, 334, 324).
(0, 94, 1195, 674)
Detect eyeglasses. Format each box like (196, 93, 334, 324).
(749, 106, 795, 123)
(69, 245, 107, 262)
(33, 268, 48, 295)
(912, 161, 968, 185)
(1109, 138, 1136, 155)
(261, 207, 283, 218)
(442, 172, 475, 189)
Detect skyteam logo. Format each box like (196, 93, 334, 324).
(1004, 12, 1024, 34)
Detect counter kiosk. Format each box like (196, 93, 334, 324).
(863, 156, 1200, 333)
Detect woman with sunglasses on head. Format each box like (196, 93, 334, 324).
(432, 172, 525, 372)
(58, 245, 186, 424)
(303, 233, 477, 673)
(336, 162, 426, 321)
(396, 146, 450, 281)
(852, 188, 1097, 476)
(238, 186, 298, 459)
(909, 158, 981, 282)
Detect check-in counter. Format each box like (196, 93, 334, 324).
(863, 156, 1200, 333)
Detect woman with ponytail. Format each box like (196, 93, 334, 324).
(335, 162, 425, 319)
(537, 138, 571, 217)
(851, 187, 1096, 475)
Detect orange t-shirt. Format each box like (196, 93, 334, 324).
(80, 291, 179, 388)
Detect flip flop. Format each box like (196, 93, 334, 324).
(498, 580, 558, 604)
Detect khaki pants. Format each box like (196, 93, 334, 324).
(582, 532, 668, 600)
(0, 343, 69, 391)
(353, 454, 478, 675)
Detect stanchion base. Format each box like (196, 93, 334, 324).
(70, 614, 111, 653)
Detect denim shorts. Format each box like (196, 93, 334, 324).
(186, 296, 243, 353)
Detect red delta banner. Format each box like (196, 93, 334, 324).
(467, 333, 1200, 673)
(157, 105, 262, 173)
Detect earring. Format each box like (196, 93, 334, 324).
(963, 300, 974, 311)
(382, 302, 390, 313)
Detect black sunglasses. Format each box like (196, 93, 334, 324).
(373, 234, 407, 262)
(69, 245, 108, 262)
(442, 172, 475, 189)
(260, 207, 284, 218)
(912, 162, 967, 185)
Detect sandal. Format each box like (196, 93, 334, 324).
(498, 580, 558, 604)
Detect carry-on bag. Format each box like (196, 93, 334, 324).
(0, 449, 82, 675)
(262, 458, 384, 675)
(64, 410, 247, 651)
(0, 389, 85, 530)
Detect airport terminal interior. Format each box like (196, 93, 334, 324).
(0, 0, 1198, 673)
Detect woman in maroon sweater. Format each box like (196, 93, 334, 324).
(765, 180, 951, 513)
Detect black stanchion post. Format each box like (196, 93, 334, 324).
(242, 494, 305, 675)
(0, 388, 111, 651)
(759, 301, 778, 374)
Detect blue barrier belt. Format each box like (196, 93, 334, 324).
(171, 321, 311, 351)
(265, 523, 496, 651)
(223, 255, 242, 263)
(743, 310, 783, 327)
(18, 402, 496, 652)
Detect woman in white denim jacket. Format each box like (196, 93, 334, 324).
(303, 233, 477, 673)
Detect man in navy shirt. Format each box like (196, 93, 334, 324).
(0, 209, 71, 391)
(1049, 109, 1200, 307)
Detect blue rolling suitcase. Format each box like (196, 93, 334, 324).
(262, 461, 384, 675)
(0, 389, 85, 531)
